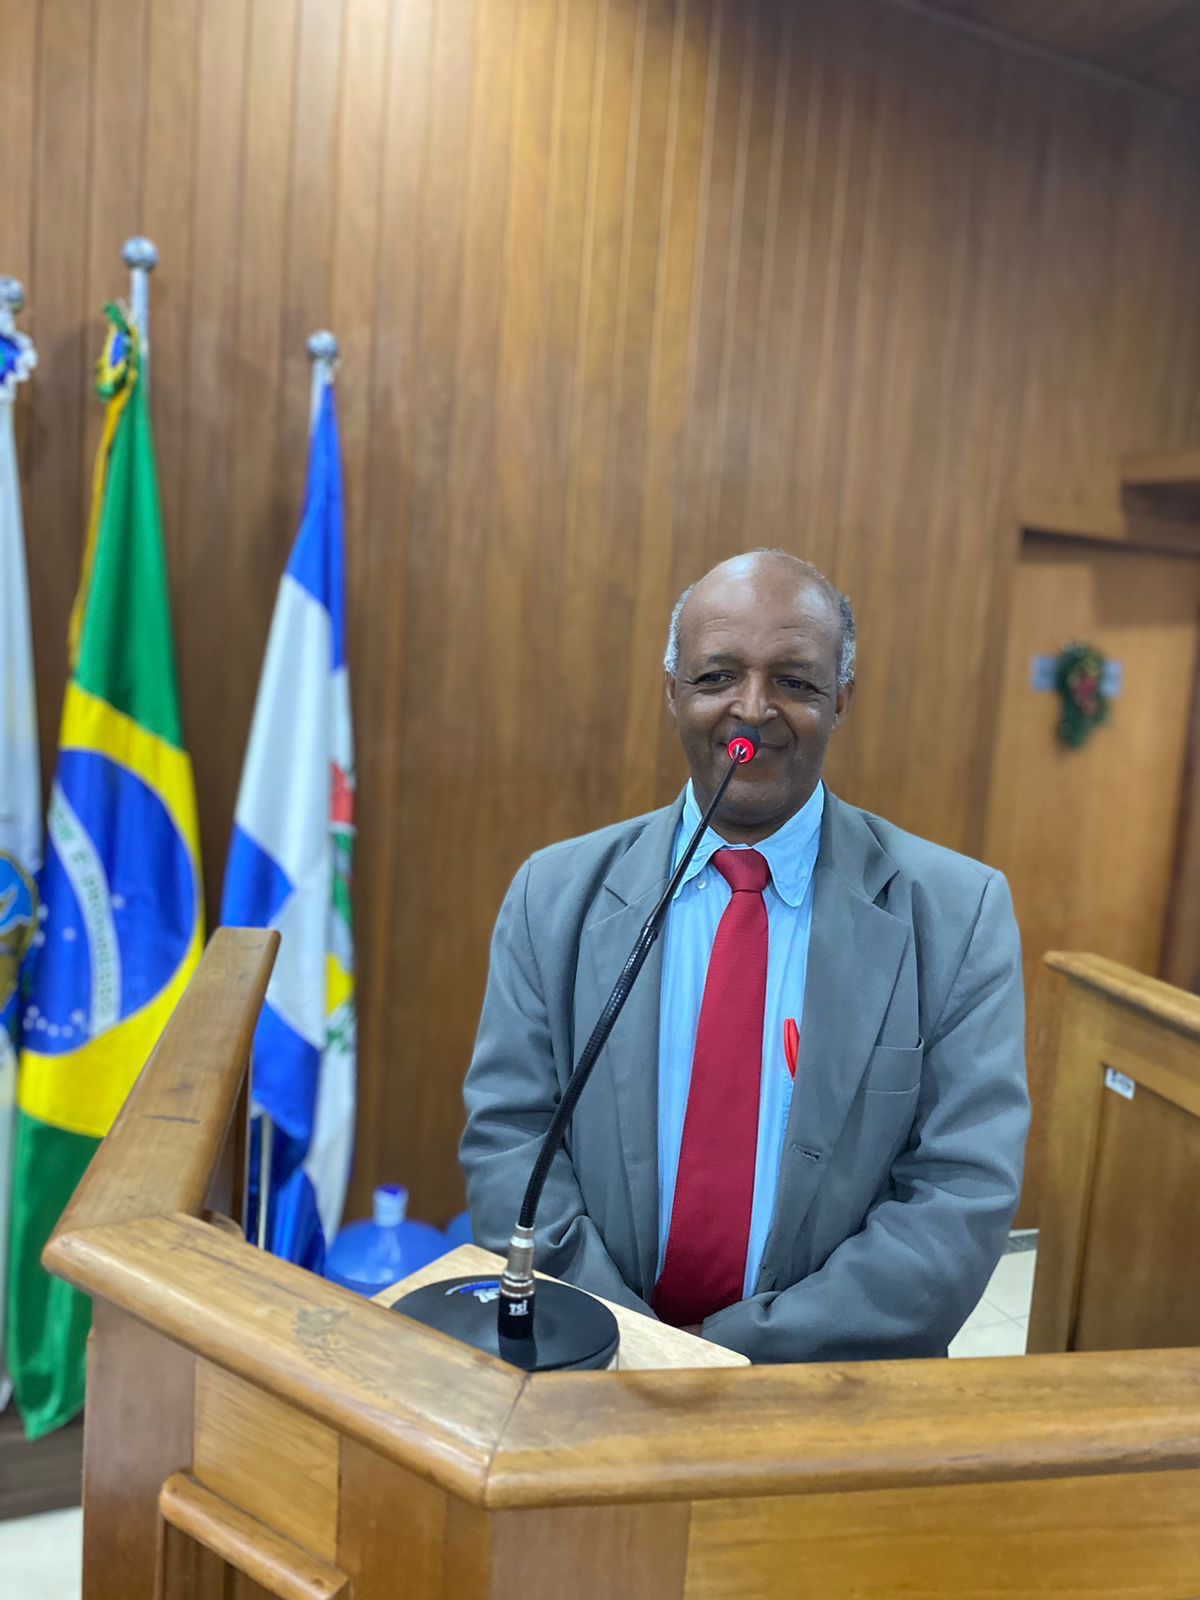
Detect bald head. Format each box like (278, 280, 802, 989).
(664, 551, 855, 689)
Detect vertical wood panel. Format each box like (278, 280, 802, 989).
(181, 0, 250, 915)
(530, 0, 603, 848)
(337, 1442, 451, 1599)
(489, 1500, 692, 1599)
(81, 0, 148, 481)
(0, 0, 41, 511)
(784, 0, 877, 591)
(558, 0, 641, 828)
(1073, 1078, 1200, 1351)
(928, 44, 1046, 854)
(25, 0, 96, 796)
(620, 0, 717, 818)
(370, 0, 482, 1202)
(141, 0, 200, 604)
(352, 0, 437, 1206)
(193, 1364, 339, 1563)
(676, 0, 746, 583)
(740, 2, 797, 550)
(223, 0, 301, 890)
(81, 1305, 195, 1600)
(477, 0, 559, 898)
(685, 1472, 1200, 1599)
(8, 0, 1200, 1224)
(783, 11, 872, 830)
(274, 0, 343, 533)
(0, 0, 40, 293)
(919, 1, 1200, 99)
(329, 0, 390, 840)
(422, 0, 519, 1191)
(705, 5, 779, 564)
(324, 0, 392, 1221)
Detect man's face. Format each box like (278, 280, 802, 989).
(665, 566, 851, 844)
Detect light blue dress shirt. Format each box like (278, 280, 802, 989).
(656, 780, 825, 1298)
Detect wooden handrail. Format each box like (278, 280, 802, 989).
(156, 1473, 350, 1600)
(1044, 952, 1200, 1041)
(44, 1211, 525, 1505)
(43, 1210, 1200, 1512)
(50, 928, 278, 1242)
(488, 1348, 1200, 1509)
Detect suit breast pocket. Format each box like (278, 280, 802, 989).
(863, 1042, 923, 1095)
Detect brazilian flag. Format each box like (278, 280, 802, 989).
(7, 306, 203, 1437)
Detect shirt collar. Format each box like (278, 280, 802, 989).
(672, 779, 825, 908)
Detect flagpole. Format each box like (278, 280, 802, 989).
(0, 270, 34, 1415)
(307, 330, 338, 427)
(251, 329, 338, 1257)
(256, 1115, 273, 1250)
(123, 236, 158, 388)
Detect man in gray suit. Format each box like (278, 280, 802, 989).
(461, 550, 1029, 1362)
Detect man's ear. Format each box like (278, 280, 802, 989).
(664, 670, 679, 722)
(832, 678, 854, 726)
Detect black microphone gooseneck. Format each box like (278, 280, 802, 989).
(392, 723, 761, 1370)
(496, 724, 762, 1343)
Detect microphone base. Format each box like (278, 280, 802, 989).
(391, 1275, 620, 1372)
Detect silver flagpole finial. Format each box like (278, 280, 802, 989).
(123, 237, 158, 390)
(122, 237, 158, 273)
(307, 329, 339, 363)
(0, 278, 36, 390)
(307, 330, 338, 429)
(0, 278, 26, 315)
(0, 278, 25, 341)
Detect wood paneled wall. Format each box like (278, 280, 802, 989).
(4, 0, 1200, 1223)
(922, 1, 1200, 97)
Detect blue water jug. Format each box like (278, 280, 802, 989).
(324, 1185, 445, 1297)
(443, 1209, 473, 1249)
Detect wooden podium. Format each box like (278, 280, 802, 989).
(1030, 953, 1200, 1355)
(46, 932, 1200, 1599)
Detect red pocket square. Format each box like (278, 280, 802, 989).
(784, 1017, 800, 1078)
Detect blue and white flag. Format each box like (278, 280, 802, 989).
(0, 313, 40, 1410)
(221, 383, 356, 1269)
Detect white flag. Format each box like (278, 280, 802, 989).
(0, 314, 40, 1412)
(220, 380, 355, 1266)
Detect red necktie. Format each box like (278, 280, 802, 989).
(655, 848, 769, 1327)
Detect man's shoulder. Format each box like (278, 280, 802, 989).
(524, 803, 676, 881)
(499, 802, 679, 937)
(827, 792, 1000, 905)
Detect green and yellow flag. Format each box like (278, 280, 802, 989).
(7, 305, 202, 1437)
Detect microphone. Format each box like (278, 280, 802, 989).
(393, 723, 761, 1370)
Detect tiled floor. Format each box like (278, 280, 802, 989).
(948, 1240, 1037, 1359)
(0, 1244, 1037, 1593)
(0, 1505, 82, 1600)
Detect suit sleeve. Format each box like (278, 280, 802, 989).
(701, 870, 1030, 1362)
(459, 860, 655, 1316)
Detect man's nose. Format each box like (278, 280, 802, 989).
(732, 676, 775, 725)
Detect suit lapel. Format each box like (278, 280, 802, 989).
(760, 793, 908, 1283)
(578, 797, 684, 1299)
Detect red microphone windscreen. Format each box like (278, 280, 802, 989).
(727, 727, 760, 764)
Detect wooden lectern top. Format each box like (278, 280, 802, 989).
(376, 1244, 749, 1370)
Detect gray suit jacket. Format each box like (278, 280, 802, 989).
(460, 789, 1029, 1362)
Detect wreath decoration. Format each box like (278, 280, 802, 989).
(1054, 642, 1109, 749)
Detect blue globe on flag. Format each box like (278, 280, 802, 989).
(0, 850, 37, 1030)
(23, 749, 196, 1054)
